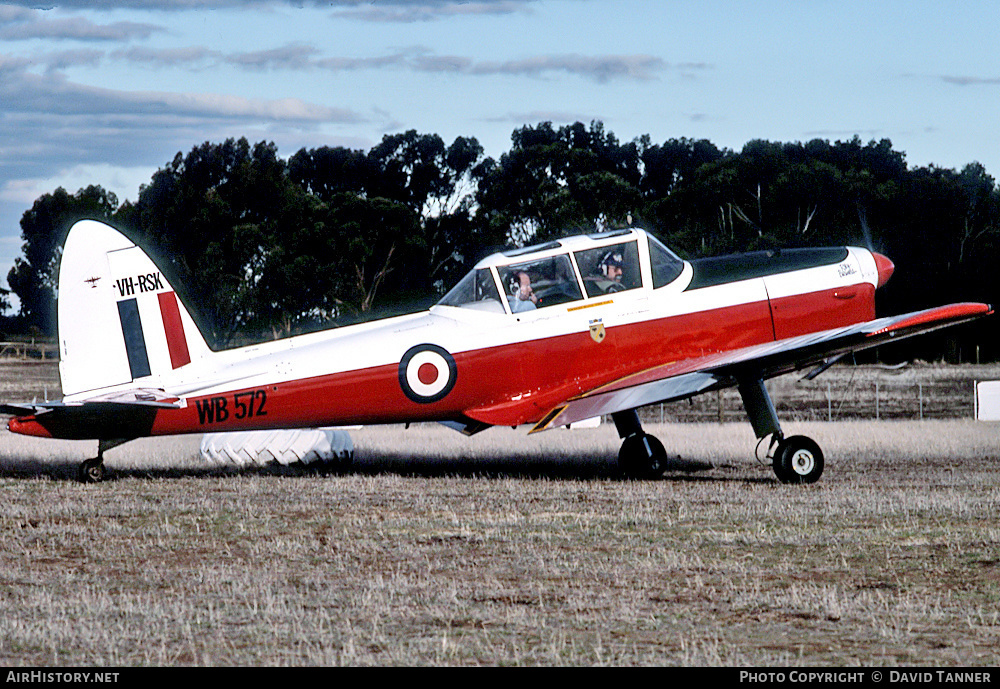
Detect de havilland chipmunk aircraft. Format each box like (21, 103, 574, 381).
(0, 219, 992, 483)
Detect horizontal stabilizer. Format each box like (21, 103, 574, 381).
(3, 388, 184, 440)
(0, 388, 183, 417)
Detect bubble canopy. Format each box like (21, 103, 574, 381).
(436, 228, 685, 314)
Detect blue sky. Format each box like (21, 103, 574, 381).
(2, 0, 999, 302)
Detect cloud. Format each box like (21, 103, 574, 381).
(901, 72, 1000, 88)
(2, 46, 105, 75)
(940, 75, 1000, 86)
(330, 0, 537, 23)
(0, 54, 32, 73)
(472, 54, 668, 83)
(111, 45, 222, 69)
(0, 6, 35, 22)
(0, 15, 163, 42)
(40, 48, 105, 72)
(102, 40, 674, 84)
(226, 43, 321, 71)
(146, 92, 359, 123)
(0, 0, 532, 12)
(314, 54, 409, 71)
(1, 6, 680, 85)
(409, 53, 473, 73)
(1, 65, 362, 123)
(0, 164, 155, 205)
(0, 1, 310, 9)
(0, 59, 368, 199)
(342, 44, 644, 84)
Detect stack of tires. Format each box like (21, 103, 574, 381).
(200, 428, 354, 470)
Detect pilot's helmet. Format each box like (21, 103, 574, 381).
(599, 250, 624, 277)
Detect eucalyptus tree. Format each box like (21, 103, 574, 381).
(9, 184, 118, 331)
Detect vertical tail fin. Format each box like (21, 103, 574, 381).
(58, 219, 211, 397)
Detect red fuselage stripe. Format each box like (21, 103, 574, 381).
(143, 285, 872, 436)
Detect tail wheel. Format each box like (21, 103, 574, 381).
(618, 432, 668, 480)
(78, 457, 105, 484)
(773, 435, 824, 484)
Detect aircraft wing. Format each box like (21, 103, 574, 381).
(530, 302, 992, 432)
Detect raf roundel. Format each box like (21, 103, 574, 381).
(398, 344, 457, 404)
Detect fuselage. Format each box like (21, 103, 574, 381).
(9, 228, 893, 440)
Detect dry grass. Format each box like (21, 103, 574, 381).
(1, 360, 999, 666)
(1, 418, 999, 666)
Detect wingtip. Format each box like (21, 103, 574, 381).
(868, 302, 993, 337)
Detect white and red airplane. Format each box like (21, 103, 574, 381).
(1, 219, 991, 483)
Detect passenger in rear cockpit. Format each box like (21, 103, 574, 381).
(508, 271, 538, 313)
(599, 249, 624, 284)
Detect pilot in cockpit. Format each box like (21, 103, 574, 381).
(508, 270, 539, 313)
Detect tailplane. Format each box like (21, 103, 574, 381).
(57, 219, 211, 397)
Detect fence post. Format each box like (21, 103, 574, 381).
(827, 382, 832, 422)
(875, 381, 879, 421)
(918, 382, 923, 421)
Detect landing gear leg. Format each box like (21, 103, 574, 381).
(77, 438, 128, 484)
(611, 409, 667, 480)
(739, 377, 824, 484)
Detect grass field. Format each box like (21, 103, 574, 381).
(0, 361, 999, 666)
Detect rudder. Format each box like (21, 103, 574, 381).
(57, 219, 211, 397)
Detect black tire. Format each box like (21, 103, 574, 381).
(773, 435, 824, 484)
(77, 457, 104, 484)
(618, 433, 668, 480)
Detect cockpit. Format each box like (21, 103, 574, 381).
(435, 228, 686, 315)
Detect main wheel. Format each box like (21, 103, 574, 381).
(618, 433, 668, 480)
(77, 457, 105, 484)
(773, 435, 824, 484)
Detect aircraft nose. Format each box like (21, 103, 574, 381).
(873, 252, 894, 287)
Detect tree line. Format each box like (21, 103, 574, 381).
(7, 122, 998, 360)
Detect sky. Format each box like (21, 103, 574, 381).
(2, 0, 999, 306)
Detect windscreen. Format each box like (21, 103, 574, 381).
(647, 235, 685, 288)
(437, 268, 502, 308)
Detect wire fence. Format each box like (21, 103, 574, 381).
(639, 367, 992, 423)
(0, 341, 58, 360)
